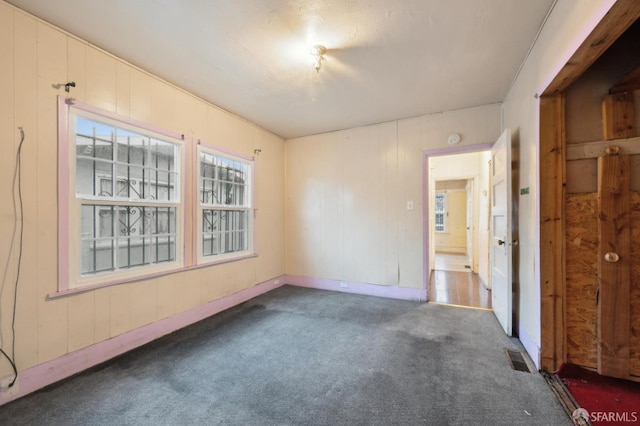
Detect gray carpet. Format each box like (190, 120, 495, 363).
(0, 285, 570, 425)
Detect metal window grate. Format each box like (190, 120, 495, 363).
(504, 349, 532, 373)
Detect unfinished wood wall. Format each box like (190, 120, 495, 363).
(566, 169, 640, 377)
(561, 13, 640, 378)
(565, 138, 640, 379)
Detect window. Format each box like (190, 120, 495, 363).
(61, 99, 184, 290)
(197, 146, 253, 263)
(434, 192, 447, 232)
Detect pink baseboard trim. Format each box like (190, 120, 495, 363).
(0, 276, 285, 406)
(285, 275, 426, 302)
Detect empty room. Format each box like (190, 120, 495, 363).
(1, 1, 639, 425)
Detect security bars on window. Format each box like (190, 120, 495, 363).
(435, 192, 446, 232)
(199, 151, 250, 257)
(75, 116, 180, 275)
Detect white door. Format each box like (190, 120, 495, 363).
(466, 180, 473, 271)
(490, 129, 512, 335)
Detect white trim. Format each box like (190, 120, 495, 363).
(519, 324, 541, 370)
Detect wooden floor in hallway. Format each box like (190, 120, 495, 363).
(428, 253, 491, 309)
(429, 268, 492, 309)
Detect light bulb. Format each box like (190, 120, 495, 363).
(310, 45, 327, 73)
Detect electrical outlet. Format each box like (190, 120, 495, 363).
(340, 282, 348, 288)
(0, 376, 18, 396)
(274, 279, 280, 286)
(0, 376, 14, 389)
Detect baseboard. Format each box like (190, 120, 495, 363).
(0, 276, 285, 406)
(435, 248, 466, 254)
(518, 324, 540, 370)
(285, 275, 426, 302)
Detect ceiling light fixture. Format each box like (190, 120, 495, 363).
(310, 45, 327, 73)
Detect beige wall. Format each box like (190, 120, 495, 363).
(0, 2, 285, 379)
(285, 104, 501, 289)
(502, 0, 617, 365)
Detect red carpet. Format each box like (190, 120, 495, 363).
(557, 363, 640, 425)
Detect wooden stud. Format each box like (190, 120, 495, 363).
(597, 154, 631, 378)
(602, 93, 636, 140)
(539, 94, 566, 372)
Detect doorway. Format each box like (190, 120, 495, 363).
(539, 4, 640, 377)
(426, 148, 492, 309)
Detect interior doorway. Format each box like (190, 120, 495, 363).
(425, 148, 492, 309)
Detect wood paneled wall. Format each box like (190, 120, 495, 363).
(0, 3, 285, 378)
(285, 105, 501, 289)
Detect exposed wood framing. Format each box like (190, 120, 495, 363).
(539, 0, 640, 374)
(567, 136, 640, 160)
(565, 191, 640, 378)
(540, 94, 566, 372)
(597, 154, 630, 378)
(542, 0, 640, 96)
(602, 93, 636, 140)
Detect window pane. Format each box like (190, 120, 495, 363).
(75, 116, 179, 201)
(80, 205, 116, 274)
(200, 152, 249, 208)
(116, 134, 147, 169)
(76, 118, 114, 161)
(435, 193, 445, 212)
(435, 213, 445, 232)
(80, 204, 177, 275)
(435, 193, 446, 232)
(202, 209, 248, 257)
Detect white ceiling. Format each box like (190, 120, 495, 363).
(8, 0, 555, 139)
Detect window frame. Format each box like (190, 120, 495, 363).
(58, 97, 187, 293)
(195, 142, 256, 266)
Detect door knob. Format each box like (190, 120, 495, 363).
(498, 239, 505, 246)
(604, 252, 619, 263)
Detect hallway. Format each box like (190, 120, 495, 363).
(430, 253, 492, 309)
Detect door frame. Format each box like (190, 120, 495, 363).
(538, 0, 640, 372)
(422, 143, 493, 299)
(465, 178, 475, 271)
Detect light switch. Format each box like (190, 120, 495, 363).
(406, 201, 414, 211)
